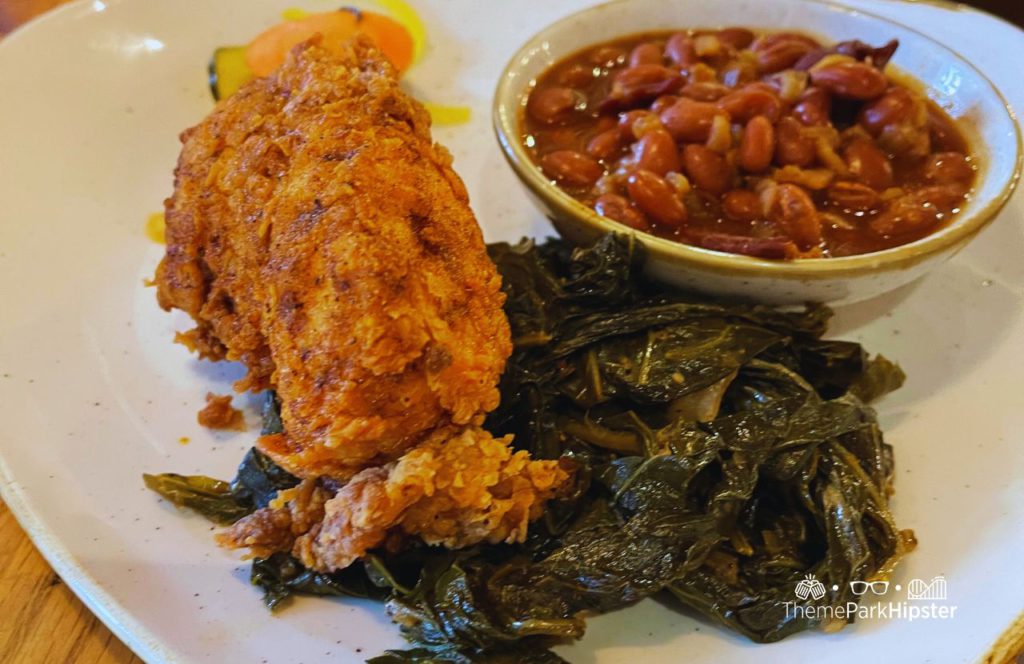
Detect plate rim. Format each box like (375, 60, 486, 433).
(0, 457, 171, 663)
(0, 1, 195, 657)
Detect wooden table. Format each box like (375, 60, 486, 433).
(0, 503, 142, 663)
(1, 0, 1022, 662)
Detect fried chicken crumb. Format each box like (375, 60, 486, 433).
(197, 393, 245, 431)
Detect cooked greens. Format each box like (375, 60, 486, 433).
(251, 552, 392, 609)
(142, 472, 252, 526)
(145, 234, 913, 662)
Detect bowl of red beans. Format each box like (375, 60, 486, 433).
(493, 0, 1021, 304)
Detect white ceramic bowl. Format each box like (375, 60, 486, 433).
(494, 0, 1022, 305)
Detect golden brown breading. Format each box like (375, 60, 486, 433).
(217, 478, 333, 560)
(218, 426, 572, 571)
(155, 36, 511, 479)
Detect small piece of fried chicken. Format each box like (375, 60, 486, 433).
(156, 36, 511, 480)
(218, 426, 572, 572)
(196, 393, 246, 431)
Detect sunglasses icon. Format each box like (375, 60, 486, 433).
(849, 580, 890, 596)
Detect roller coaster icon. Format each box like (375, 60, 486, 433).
(906, 575, 947, 601)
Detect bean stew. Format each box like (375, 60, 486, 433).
(522, 29, 976, 259)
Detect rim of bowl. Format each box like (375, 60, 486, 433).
(493, 0, 1023, 279)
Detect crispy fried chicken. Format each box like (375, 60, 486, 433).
(155, 36, 570, 571)
(156, 36, 511, 479)
(218, 426, 571, 571)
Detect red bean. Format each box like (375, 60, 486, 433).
(540, 150, 604, 187)
(630, 42, 664, 67)
(627, 170, 688, 226)
(659, 98, 719, 142)
(665, 32, 697, 66)
(738, 116, 776, 173)
(527, 86, 581, 125)
(633, 129, 682, 176)
(683, 144, 733, 195)
(844, 139, 893, 190)
(775, 117, 816, 167)
(679, 82, 731, 101)
(810, 61, 888, 100)
(923, 151, 974, 184)
(716, 28, 756, 50)
(650, 94, 680, 115)
(594, 194, 649, 230)
(770, 183, 822, 249)
(717, 86, 782, 123)
(602, 65, 684, 111)
(793, 87, 832, 126)
(722, 190, 762, 221)
(753, 33, 820, 73)
(586, 130, 624, 160)
(860, 88, 915, 134)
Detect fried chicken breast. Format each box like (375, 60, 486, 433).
(156, 36, 511, 479)
(156, 36, 572, 570)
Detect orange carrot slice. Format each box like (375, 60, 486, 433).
(370, 0, 426, 62)
(245, 9, 414, 77)
(358, 11, 415, 71)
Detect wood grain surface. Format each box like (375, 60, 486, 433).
(0, 0, 1021, 663)
(0, 501, 143, 664)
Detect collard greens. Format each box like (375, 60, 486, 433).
(145, 234, 914, 662)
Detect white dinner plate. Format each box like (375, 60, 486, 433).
(1, 0, 1022, 662)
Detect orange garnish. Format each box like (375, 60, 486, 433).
(246, 8, 414, 77)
